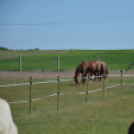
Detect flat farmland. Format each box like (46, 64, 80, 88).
(0, 50, 134, 134)
(0, 50, 134, 71)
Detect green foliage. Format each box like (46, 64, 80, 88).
(35, 48, 39, 50)
(0, 46, 8, 51)
(0, 50, 134, 71)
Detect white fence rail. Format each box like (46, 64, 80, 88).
(0, 74, 134, 113)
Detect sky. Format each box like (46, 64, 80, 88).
(0, 0, 134, 50)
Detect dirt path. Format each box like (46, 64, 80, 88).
(0, 70, 133, 79)
(0, 71, 75, 79)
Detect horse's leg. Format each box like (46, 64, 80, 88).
(97, 71, 101, 83)
(82, 71, 87, 84)
(94, 77, 96, 82)
(94, 71, 101, 84)
(103, 70, 107, 81)
(93, 72, 96, 82)
(100, 75, 102, 82)
(101, 70, 105, 81)
(89, 72, 94, 83)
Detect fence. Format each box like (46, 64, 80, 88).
(0, 70, 134, 114)
(19, 55, 61, 71)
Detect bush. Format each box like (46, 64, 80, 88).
(35, 48, 39, 51)
(0, 46, 8, 51)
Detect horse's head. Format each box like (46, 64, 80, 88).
(74, 76, 79, 84)
(74, 63, 83, 84)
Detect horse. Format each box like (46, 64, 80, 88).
(93, 61, 108, 82)
(74, 60, 108, 84)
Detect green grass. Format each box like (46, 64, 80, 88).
(0, 50, 134, 71)
(0, 49, 134, 133)
(0, 76, 134, 134)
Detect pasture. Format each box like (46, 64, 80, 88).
(0, 71, 134, 134)
(0, 50, 134, 133)
(0, 50, 134, 71)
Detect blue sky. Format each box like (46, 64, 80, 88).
(0, 0, 134, 50)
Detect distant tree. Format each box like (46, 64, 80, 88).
(0, 46, 8, 51)
(28, 49, 34, 51)
(35, 48, 39, 50)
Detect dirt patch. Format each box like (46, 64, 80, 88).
(0, 71, 75, 79)
(0, 70, 133, 79)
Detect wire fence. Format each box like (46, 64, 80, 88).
(0, 70, 134, 114)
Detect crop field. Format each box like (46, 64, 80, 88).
(0, 50, 134, 71)
(0, 50, 134, 134)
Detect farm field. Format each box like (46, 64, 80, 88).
(0, 50, 134, 71)
(0, 70, 134, 134)
(0, 50, 134, 134)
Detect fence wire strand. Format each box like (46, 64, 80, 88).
(0, 74, 133, 104)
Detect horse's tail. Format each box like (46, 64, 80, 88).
(101, 61, 108, 77)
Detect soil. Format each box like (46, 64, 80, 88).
(0, 70, 75, 79)
(0, 70, 133, 79)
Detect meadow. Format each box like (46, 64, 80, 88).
(0, 50, 134, 134)
(0, 50, 134, 71)
(0, 74, 134, 134)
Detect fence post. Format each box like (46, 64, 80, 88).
(120, 70, 123, 98)
(97, 56, 100, 61)
(19, 55, 22, 71)
(29, 76, 32, 114)
(57, 76, 60, 111)
(86, 73, 90, 104)
(102, 71, 106, 99)
(57, 57, 60, 71)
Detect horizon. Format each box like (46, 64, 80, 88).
(0, 46, 134, 51)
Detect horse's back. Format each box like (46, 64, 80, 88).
(81, 61, 88, 66)
(78, 61, 96, 71)
(87, 61, 96, 71)
(75, 61, 88, 74)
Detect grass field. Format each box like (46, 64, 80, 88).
(0, 75, 134, 134)
(0, 50, 134, 134)
(0, 50, 134, 71)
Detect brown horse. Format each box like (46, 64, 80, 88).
(74, 60, 108, 84)
(94, 61, 108, 82)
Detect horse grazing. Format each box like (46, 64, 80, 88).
(74, 60, 108, 84)
(94, 61, 108, 82)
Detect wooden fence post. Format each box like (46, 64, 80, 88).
(86, 73, 90, 104)
(97, 56, 100, 61)
(102, 71, 106, 99)
(57, 76, 60, 111)
(57, 57, 60, 71)
(120, 70, 123, 98)
(19, 55, 22, 71)
(29, 76, 32, 114)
